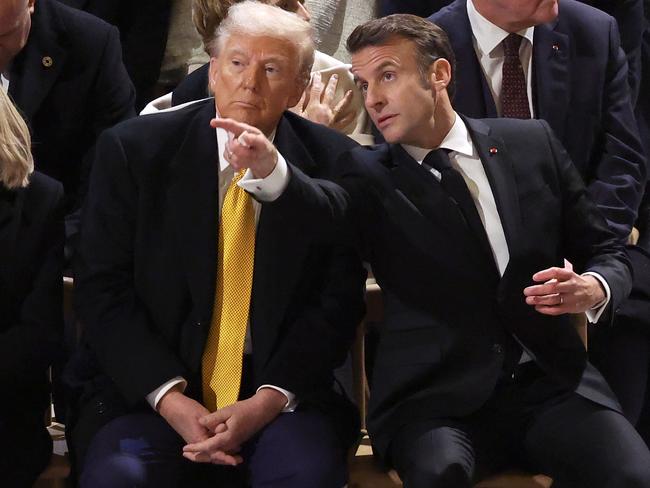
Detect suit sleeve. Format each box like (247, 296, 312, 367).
(0, 183, 64, 388)
(585, 16, 646, 240)
(542, 120, 633, 322)
(75, 130, 186, 405)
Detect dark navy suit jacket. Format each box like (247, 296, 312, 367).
(9, 0, 135, 245)
(429, 0, 646, 240)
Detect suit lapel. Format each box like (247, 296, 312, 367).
(167, 102, 219, 328)
(387, 143, 497, 274)
(444, 2, 497, 118)
(463, 117, 522, 276)
(250, 114, 316, 368)
(532, 20, 570, 140)
(9, 0, 68, 120)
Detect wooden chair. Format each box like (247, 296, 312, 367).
(349, 281, 587, 488)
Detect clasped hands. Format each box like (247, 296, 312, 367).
(523, 262, 606, 315)
(158, 387, 286, 466)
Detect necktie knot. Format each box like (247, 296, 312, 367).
(423, 148, 453, 173)
(503, 33, 523, 57)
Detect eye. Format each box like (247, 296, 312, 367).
(382, 72, 395, 82)
(358, 82, 368, 94)
(265, 65, 279, 74)
(231, 59, 243, 68)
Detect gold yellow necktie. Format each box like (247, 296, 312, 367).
(202, 171, 256, 410)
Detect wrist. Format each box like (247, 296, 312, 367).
(158, 385, 185, 415)
(254, 388, 287, 416)
(587, 276, 606, 308)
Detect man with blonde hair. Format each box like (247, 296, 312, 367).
(67, 2, 364, 487)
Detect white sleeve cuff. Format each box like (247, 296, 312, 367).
(146, 377, 187, 410)
(257, 384, 298, 412)
(582, 272, 611, 324)
(238, 152, 289, 202)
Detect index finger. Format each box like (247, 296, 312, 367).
(322, 74, 339, 106)
(532, 266, 574, 283)
(210, 117, 259, 137)
(199, 408, 231, 430)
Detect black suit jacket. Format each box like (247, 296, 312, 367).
(68, 99, 365, 452)
(59, 0, 172, 110)
(327, 117, 631, 460)
(9, 0, 135, 236)
(429, 0, 646, 240)
(0, 173, 64, 417)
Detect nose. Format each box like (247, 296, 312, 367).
(242, 65, 263, 91)
(364, 83, 385, 113)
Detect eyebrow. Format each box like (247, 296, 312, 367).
(353, 60, 399, 84)
(226, 48, 290, 64)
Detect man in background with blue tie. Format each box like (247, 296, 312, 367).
(66, 2, 364, 487)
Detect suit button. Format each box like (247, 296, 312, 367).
(96, 400, 105, 414)
(492, 343, 504, 354)
(195, 321, 202, 327)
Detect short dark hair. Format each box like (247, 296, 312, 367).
(346, 14, 456, 99)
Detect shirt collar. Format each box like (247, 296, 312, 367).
(401, 113, 475, 163)
(467, 0, 535, 57)
(214, 104, 277, 172)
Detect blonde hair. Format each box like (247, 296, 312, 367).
(0, 89, 33, 189)
(210, 1, 314, 86)
(192, 0, 235, 51)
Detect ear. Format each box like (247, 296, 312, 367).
(287, 74, 308, 109)
(429, 58, 452, 96)
(208, 57, 219, 93)
(28, 0, 36, 14)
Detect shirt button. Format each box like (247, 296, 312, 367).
(492, 343, 504, 354)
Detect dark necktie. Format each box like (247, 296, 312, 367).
(501, 33, 531, 119)
(423, 149, 494, 261)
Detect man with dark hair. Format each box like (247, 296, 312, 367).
(295, 13, 650, 487)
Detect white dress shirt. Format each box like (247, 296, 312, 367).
(147, 102, 296, 411)
(467, 0, 536, 117)
(402, 114, 610, 328)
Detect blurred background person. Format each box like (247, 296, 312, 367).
(143, 0, 373, 144)
(0, 88, 64, 486)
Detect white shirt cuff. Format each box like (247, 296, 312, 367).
(146, 376, 187, 410)
(239, 152, 289, 202)
(582, 272, 611, 323)
(257, 384, 298, 412)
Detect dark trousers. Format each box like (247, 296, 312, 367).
(78, 407, 348, 488)
(0, 411, 52, 488)
(389, 363, 650, 488)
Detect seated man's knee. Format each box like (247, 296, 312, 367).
(402, 458, 472, 488)
(80, 454, 146, 488)
(607, 462, 650, 488)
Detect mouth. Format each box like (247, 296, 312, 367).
(376, 114, 398, 129)
(233, 101, 260, 109)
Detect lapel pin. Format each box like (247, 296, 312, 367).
(489, 147, 498, 155)
(552, 44, 560, 52)
(42, 56, 53, 68)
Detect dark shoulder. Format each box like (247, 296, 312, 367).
(469, 116, 550, 142)
(427, 0, 466, 25)
(556, 0, 616, 33)
(111, 99, 211, 144)
(40, 0, 117, 49)
(172, 64, 210, 106)
(22, 172, 64, 214)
